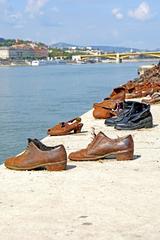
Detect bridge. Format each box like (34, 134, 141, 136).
(79, 51, 160, 63)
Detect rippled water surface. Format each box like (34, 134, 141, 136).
(0, 62, 152, 163)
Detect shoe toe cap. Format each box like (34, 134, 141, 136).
(68, 150, 84, 160)
(104, 118, 115, 125)
(4, 156, 16, 168)
(68, 152, 77, 160)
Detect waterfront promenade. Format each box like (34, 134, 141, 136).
(0, 102, 160, 240)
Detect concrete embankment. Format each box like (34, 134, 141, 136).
(0, 104, 160, 240)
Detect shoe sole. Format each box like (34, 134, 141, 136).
(115, 122, 153, 130)
(69, 149, 133, 161)
(48, 124, 83, 136)
(5, 161, 67, 171)
(115, 117, 153, 130)
(104, 122, 115, 126)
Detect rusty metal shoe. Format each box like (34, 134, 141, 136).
(93, 87, 125, 119)
(4, 139, 67, 171)
(109, 86, 126, 101)
(48, 117, 83, 136)
(93, 86, 125, 108)
(68, 131, 134, 161)
(142, 92, 160, 104)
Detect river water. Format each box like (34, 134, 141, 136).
(0, 62, 155, 163)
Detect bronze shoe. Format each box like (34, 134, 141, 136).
(125, 91, 142, 99)
(142, 92, 160, 104)
(92, 87, 125, 119)
(93, 86, 125, 108)
(69, 132, 134, 161)
(48, 117, 83, 136)
(4, 139, 67, 171)
(93, 106, 117, 119)
(109, 86, 126, 101)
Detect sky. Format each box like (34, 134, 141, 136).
(0, 0, 160, 49)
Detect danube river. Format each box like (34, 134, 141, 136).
(0, 62, 156, 163)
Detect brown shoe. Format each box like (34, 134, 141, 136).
(125, 91, 142, 99)
(93, 106, 117, 119)
(48, 117, 83, 136)
(109, 86, 126, 101)
(93, 87, 125, 119)
(69, 132, 134, 161)
(4, 139, 67, 171)
(122, 80, 135, 92)
(142, 92, 160, 104)
(93, 87, 125, 108)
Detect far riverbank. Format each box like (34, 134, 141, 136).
(0, 58, 159, 67)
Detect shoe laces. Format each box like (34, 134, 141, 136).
(26, 138, 33, 151)
(61, 122, 66, 127)
(87, 127, 97, 148)
(24, 143, 30, 153)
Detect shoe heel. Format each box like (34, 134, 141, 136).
(45, 162, 67, 171)
(116, 150, 133, 161)
(145, 121, 153, 128)
(74, 123, 83, 133)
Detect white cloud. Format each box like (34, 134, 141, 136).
(128, 2, 150, 21)
(26, 0, 48, 16)
(0, 1, 23, 26)
(112, 8, 124, 20)
(4, 11, 24, 26)
(9, 13, 22, 21)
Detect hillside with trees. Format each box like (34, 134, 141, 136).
(0, 38, 47, 48)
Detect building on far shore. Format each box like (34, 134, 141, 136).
(0, 45, 48, 60)
(33, 46, 48, 59)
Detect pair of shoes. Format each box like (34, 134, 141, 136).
(4, 138, 67, 171)
(48, 117, 83, 136)
(104, 101, 134, 126)
(93, 87, 125, 119)
(4, 132, 135, 170)
(105, 101, 153, 130)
